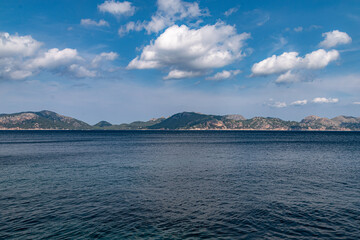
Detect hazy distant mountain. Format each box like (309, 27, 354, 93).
(1, 110, 359, 131)
(331, 116, 360, 129)
(0, 110, 92, 130)
(94, 121, 113, 128)
(149, 112, 223, 129)
(148, 112, 299, 130)
(149, 112, 360, 130)
(224, 114, 246, 121)
(300, 115, 360, 130)
(94, 117, 166, 130)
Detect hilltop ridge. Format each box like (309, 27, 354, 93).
(0, 110, 359, 131)
(0, 110, 91, 130)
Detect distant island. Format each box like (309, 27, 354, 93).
(0, 110, 360, 131)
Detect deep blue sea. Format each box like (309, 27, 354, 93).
(0, 131, 360, 239)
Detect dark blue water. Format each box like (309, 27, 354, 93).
(0, 131, 359, 239)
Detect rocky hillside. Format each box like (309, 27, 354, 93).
(149, 112, 360, 131)
(149, 112, 299, 130)
(0, 110, 92, 130)
(0, 110, 359, 131)
(299, 115, 360, 130)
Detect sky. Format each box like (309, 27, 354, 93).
(0, 0, 359, 124)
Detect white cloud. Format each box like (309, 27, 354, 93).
(0, 32, 42, 57)
(98, 0, 135, 17)
(268, 101, 287, 108)
(92, 52, 118, 67)
(294, 26, 303, 32)
(312, 97, 339, 103)
(252, 52, 299, 76)
(26, 48, 82, 70)
(157, 0, 201, 19)
(251, 49, 339, 76)
(144, 16, 168, 34)
(119, 0, 205, 35)
(127, 23, 250, 79)
(304, 49, 340, 69)
(276, 70, 300, 83)
(290, 99, 307, 106)
(25, 48, 97, 78)
(164, 69, 202, 80)
(9, 70, 33, 80)
(0, 32, 104, 80)
(353, 102, 360, 105)
(69, 64, 96, 78)
(319, 30, 352, 48)
(224, 7, 238, 17)
(118, 21, 144, 36)
(0, 56, 27, 80)
(206, 70, 241, 81)
(80, 19, 109, 27)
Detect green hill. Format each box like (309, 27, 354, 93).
(149, 112, 222, 129)
(94, 121, 113, 128)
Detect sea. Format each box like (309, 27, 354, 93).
(0, 130, 359, 239)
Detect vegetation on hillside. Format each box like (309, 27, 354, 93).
(1, 110, 359, 131)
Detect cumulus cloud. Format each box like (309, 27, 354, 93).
(275, 70, 300, 83)
(9, 70, 33, 80)
(0, 32, 103, 80)
(127, 23, 250, 79)
(157, 0, 202, 18)
(268, 101, 287, 108)
(0, 56, 26, 80)
(224, 7, 238, 17)
(319, 30, 352, 48)
(80, 19, 109, 27)
(206, 70, 241, 81)
(98, 0, 135, 17)
(0, 32, 42, 57)
(118, 21, 144, 36)
(164, 70, 202, 80)
(26, 48, 82, 70)
(144, 16, 169, 34)
(69, 64, 96, 78)
(92, 52, 118, 67)
(290, 99, 307, 106)
(119, 0, 204, 35)
(25, 48, 97, 78)
(312, 97, 339, 103)
(251, 49, 339, 77)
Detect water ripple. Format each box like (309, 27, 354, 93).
(0, 131, 359, 239)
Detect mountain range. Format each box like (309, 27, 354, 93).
(0, 110, 359, 131)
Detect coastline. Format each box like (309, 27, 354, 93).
(0, 128, 357, 132)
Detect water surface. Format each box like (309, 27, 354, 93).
(0, 131, 359, 239)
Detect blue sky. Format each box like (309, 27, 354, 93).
(0, 0, 359, 124)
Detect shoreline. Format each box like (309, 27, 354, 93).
(0, 129, 358, 132)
